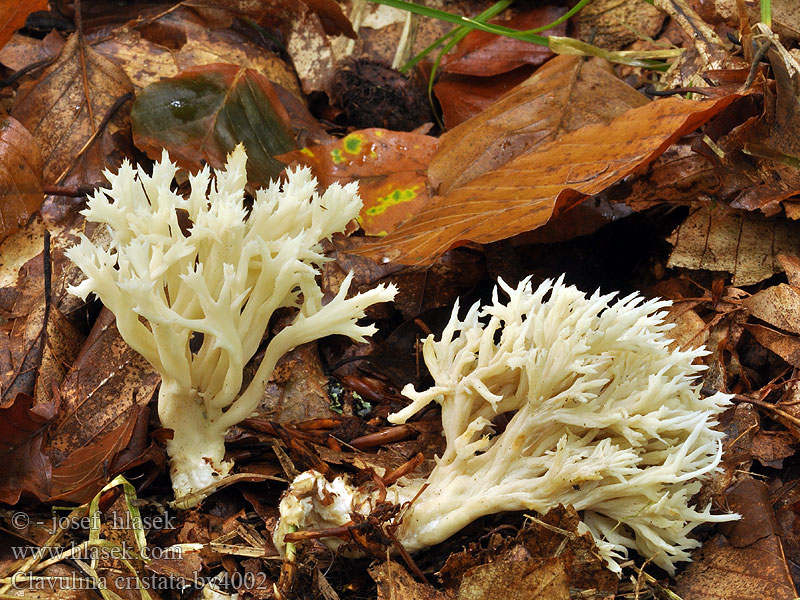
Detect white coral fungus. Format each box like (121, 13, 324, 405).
(276, 277, 737, 575)
(67, 145, 396, 504)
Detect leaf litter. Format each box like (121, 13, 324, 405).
(4, 0, 800, 599)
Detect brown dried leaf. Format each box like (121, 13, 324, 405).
(677, 478, 797, 600)
(34, 306, 84, 407)
(0, 30, 64, 72)
(704, 26, 800, 215)
(252, 343, 333, 422)
(574, 0, 665, 49)
(439, 506, 616, 598)
(668, 204, 800, 286)
(370, 561, 452, 600)
(0, 287, 46, 407)
(743, 284, 800, 334)
(0, 393, 56, 504)
(10, 32, 134, 186)
(50, 407, 148, 503)
(609, 140, 720, 212)
(0, 115, 43, 244)
(778, 254, 800, 287)
(46, 308, 159, 502)
(458, 555, 570, 600)
(359, 95, 739, 265)
(751, 430, 795, 467)
(745, 323, 800, 368)
(94, 6, 302, 95)
(770, 0, 800, 43)
(430, 56, 649, 195)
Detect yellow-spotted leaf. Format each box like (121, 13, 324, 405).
(278, 129, 438, 235)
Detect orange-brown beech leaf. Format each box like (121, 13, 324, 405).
(358, 94, 739, 265)
(10, 32, 134, 187)
(132, 64, 297, 188)
(0, 115, 43, 244)
(677, 478, 797, 600)
(430, 55, 650, 195)
(0, 393, 57, 504)
(667, 204, 800, 286)
(441, 6, 566, 77)
(435, 69, 535, 129)
(46, 308, 159, 502)
(0, 0, 48, 50)
(278, 129, 438, 236)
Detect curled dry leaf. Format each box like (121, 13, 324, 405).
(0, 115, 43, 244)
(10, 32, 134, 187)
(131, 64, 297, 188)
(357, 94, 739, 265)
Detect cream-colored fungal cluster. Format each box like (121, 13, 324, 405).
(277, 277, 737, 574)
(67, 146, 395, 504)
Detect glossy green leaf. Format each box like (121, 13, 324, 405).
(131, 64, 297, 187)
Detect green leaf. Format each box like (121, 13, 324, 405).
(131, 64, 297, 187)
